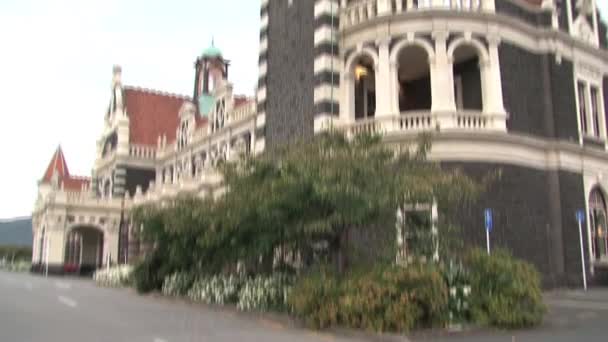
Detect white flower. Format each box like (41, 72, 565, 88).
(450, 287, 457, 297)
(463, 286, 471, 296)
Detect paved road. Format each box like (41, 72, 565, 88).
(2, 270, 608, 342)
(0, 270, 371, 342)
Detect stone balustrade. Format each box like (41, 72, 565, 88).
(339, 110, 506, 138)
(340, 0, 495, 30)
(129, 144, 157, 160)
(228, 101, 256, 123)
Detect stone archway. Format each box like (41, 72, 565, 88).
(64, 225, 104, 275)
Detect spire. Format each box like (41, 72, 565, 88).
(42, 146, 70, 183)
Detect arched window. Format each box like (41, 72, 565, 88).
(353, 55, 376, 120)
(452, 44, 484, 111)
(589, 187, 608, 260)
(396, 45, 432, 112)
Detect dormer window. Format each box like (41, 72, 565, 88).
(212, 98, 226, 132)
(178, 120, 190, 150)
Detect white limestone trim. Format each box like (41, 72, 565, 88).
(254, 138, 266, 154)
(314, 114, 337, 133)
(256, 112, 266, 128)
(314, 55, 341, 74)
(315, 0, 339, 18)
(341, 13, 608, 73)
(573, 63, 607, 143)
(383, 132, 608, 174)
(257, 87, 267, 103)
(314, 85, 341, 102)
(260, 37, 268, 52)
(314, 26, 335, 45)
(261, 14, 268, 30)
(259, 61, 267, 76)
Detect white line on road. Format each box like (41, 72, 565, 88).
(58, 295, 78, 308)
(153, 338, 168, 342)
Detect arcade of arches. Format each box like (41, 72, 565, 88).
(342, 36, 504, 123)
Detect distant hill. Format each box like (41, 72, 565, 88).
(0, 217, 33, 247)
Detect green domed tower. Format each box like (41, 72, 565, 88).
(193, 40, 231, 117)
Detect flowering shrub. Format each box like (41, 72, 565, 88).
(237, 274, 293, 312)
(443, 260, 471, 325)
(237, 274, 292, 312)
(187, 275, 244, 305)
(93, 265, 133, 288)
(162, 272, 195, 297)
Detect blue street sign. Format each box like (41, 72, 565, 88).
(576, 210, 585, 224)
(484, 208, 493, 232)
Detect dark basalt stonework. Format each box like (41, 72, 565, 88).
(124, 167, 156, 197)
(441, 162, 589, 288)
(495, 0, 552, 29)
(265, 0, 315, 149)
(499, 43, 578, 142)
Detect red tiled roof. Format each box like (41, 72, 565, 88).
(62, 177, 90, 191)
(124, 87, 191, 147)
(41, 146, 90, 192)
(234, 95, 251, 108)
(42, 146, 69, 182)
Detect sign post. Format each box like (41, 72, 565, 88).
(576, 210, 588, 291)
(484, 209, 493, 255)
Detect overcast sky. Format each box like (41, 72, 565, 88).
(0, 1, 607, 219)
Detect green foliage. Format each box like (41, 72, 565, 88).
(465, 249, 546, 328)
(131, 131, 482, 292)
(442, 260, 471, 324)
(0, 246, 32, 262)
(132, 253, 166, 293)
(288, 265, 448, 333)
(187, 274, 244, 305)
(162, 272, 195, 297)
(237, 274, 293, 312)
(0, 260, 31, 273)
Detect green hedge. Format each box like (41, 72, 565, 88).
(0, 246, 31, 261)
(288, 265, 448, 333)
(465, 249, 546, 328)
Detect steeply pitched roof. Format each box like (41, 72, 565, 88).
(42, 146, 69, 183)
(41, 147, 90, 191)
(124, 87, 191, 146)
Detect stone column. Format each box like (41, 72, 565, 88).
(431, 31, 455, 113)
(484, 35, 507, 130)
(376, 39, 392, 117)
(341, 71, 355, 122)
(389, 61, 400, 114)
(377, 0, 391, 14)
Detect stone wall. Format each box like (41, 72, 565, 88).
(264, 0, 315, 148)
(442, 162, 585, 288)
(499, 43, 578, 141)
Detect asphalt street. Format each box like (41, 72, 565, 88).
(1, 270, 608, 342)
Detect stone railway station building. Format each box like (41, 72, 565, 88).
(32, 0, 608, 287)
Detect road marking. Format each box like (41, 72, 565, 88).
(153, 338, 168, 342)
(58, 295, 78, 308)
(55, 281, 71, 290)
